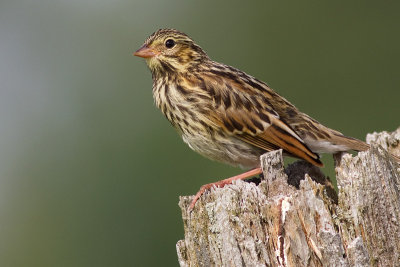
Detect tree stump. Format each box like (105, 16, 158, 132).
(176, 128, 400, 266)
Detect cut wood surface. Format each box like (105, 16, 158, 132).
(176, 128, 400, 267)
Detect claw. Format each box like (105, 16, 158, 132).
(187, 167, 262, 212)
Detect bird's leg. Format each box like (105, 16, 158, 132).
(188, 167, 262, 212)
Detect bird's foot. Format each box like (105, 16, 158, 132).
(187, 167, 263, 212)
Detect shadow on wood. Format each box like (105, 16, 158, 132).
(177, 128, 400, 266)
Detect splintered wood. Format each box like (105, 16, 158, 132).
(177, 128, 400, 267)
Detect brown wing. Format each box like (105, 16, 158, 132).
(255, 116, 323, 166)
(202, 68, 323, 167)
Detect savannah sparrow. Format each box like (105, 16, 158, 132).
(134, 29, 397, 210)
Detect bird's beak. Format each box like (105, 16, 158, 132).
(133, 45, 157, 58)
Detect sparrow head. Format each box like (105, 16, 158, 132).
(134, 29, 209, 76)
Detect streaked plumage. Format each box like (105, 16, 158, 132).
(134, 29, 397, 210)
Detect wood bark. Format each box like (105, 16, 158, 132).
(176, 128, 400, 267)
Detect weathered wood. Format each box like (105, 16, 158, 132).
(177, 128, 400, 267)
(335, 129, 400, 266)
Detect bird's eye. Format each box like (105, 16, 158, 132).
(165, 39, 175, 48)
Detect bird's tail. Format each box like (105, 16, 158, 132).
(331, 133, 400, 163)
(331, 134, 370, 151)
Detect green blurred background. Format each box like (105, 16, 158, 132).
(1, 0, 399, 266)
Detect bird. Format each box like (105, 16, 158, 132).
(134, 29, 399, 211)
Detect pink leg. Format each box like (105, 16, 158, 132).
(188, 167, 262, 212)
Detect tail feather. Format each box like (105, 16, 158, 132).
(331, 134, 370, 152)
(331, 133, 400, 164)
